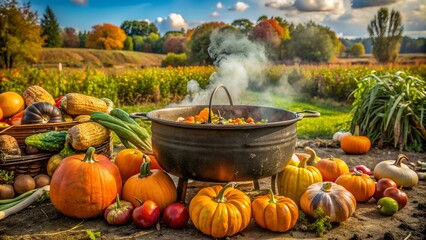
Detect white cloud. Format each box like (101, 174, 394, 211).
(211, 11, 220, 17)
(293, 0, 344, 12)
(156, 13, 188, 33)
(71, 0, 87, 6)
(217, 2, 223, 9)
(352, 0, 401, 8)
(264, 0, 295, 10)
(228, 2, 249, 11)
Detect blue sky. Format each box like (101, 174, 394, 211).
(28, 0, 426, 38)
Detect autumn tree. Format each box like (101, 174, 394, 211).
(368, 7, 403, 63)
(62, 27, 79, 48)
(40, 6, 61, 47)
(187, 22, 227, 65)
(85, 23, 127, 50)
(0, 0, 44, 68)
(163, 35, 186, 53)
(350, 43, 365, 57)
(250, 18, 289, 60)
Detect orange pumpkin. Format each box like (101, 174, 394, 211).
(115, 148, 151, 182)
(340, 126, 371, 154)
(0, 92, 25, 118)
(122, 162, 177, 212)
(315, 156, 349, 182)
(335, 170, 376, 202)
(50, 147, 122, 219)
(141, 150, 162, 170)
(251, 189, 298, 232)
(189, 182, 251, 238)
(300, 182, 356, 223)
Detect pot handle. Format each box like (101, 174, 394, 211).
(207, 84, 233, 123)
(297, 110, 321, 118)
(129, 112, 150, 121)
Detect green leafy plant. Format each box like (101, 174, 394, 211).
(309, 208, 332, 237)
(350, 71, 425, 152)
(295, 208, 332, 237)
(85, 230, 101, 240)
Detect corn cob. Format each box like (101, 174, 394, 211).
(66, 122, 110, 150)
(61, 93, 108, 115)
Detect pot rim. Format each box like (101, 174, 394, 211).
(145, 104, 307, 130)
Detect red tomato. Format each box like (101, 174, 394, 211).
(132, 200, 160, 228)
(163, 202, 189, 229)
(383, 187, 408, 210)
(10, 110, 24, 126)
(374, 178, 398, 201)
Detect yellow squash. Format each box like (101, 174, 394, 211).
(277, 156, 323, 207)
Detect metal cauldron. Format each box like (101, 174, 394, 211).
(131, 85, 320, 183)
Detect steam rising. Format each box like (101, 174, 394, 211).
(177, 29, 271, 106)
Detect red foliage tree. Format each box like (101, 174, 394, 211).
(163, 36, 187, 53)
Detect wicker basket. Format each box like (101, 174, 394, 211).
(0, 122, 78, 145)
(0, 135, 113, 177)
(0, 122, 114, 177)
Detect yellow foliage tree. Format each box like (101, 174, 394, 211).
(85, 23, 127, 50)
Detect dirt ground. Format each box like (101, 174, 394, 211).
(0, 140, 425, 240)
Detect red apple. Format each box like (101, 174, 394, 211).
(163, 202, 190, 229)
(374, 178, 398, 201)
(383, 187, 408, 210)
(132, 200, 160, 228)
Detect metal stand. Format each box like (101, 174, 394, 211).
(176, 177, 262, 203)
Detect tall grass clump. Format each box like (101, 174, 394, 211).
(350, 71, 425, 152)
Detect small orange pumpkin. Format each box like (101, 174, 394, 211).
(251, 189, 298, 232)
(340, 126, 371, 154)
(115, 148, 151, 182)
(335, 170, 376, 202)
(315, 156, 350, 182)
(122, 162, 177, 212)
(50, 147, 122, 219)
(189, 182, 251, 238)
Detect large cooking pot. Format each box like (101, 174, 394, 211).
(132, 85, 319, 182)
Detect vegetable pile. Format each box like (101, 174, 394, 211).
(177, 107, 267, 125)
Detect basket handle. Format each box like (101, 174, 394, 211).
(208, 84, 234, 124)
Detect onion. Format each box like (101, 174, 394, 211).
(350, 164, 372, 175)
